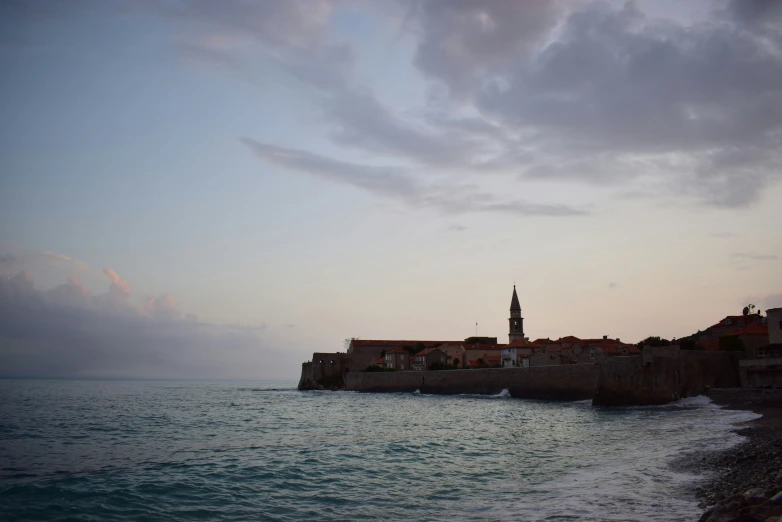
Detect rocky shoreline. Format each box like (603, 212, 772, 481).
(691, 389, 782, 522)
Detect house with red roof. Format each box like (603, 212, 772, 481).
(412, 347, 448, 371)
(347, 339, 460, 371)
(464, 344, 505, 368)
(521, 347, 568, 367)
(369, 357, 386, 369)
(692, 312, 769, 353)
(384, 348, 412, 371)
(384, 348, 411, 371)
(438, 344, 466, 368)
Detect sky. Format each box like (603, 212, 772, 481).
(1, 0, 781, 380)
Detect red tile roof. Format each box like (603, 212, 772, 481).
(351, 340, 459, 348)
(738, 323, 769, 336)
(414, 347, 445, 356)
(464, 344, 506, 351)
(385, 348, 410, 355)
(706, 315, 765, 332)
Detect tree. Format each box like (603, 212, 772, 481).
(639, 336, 671, 347)
(364, 365, 395, 372)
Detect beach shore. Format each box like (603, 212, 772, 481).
(694, 389, 782, 522)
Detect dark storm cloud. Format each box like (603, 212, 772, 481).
(241, 138, 587, 217)
(0, 269, 285, 379)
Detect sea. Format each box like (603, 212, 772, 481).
(0, 380, 760, 522)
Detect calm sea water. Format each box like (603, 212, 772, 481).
(0, 380, 759, 521)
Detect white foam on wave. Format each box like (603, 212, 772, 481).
(494, 389, 511, 398)
(470, 393, 762, 521)
(672, 394, 713, 407)
(412, 389, 421, 395)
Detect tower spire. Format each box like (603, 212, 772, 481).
(510, 284, 521, 312)
(508, 284, 524, 343)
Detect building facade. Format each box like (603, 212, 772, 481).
(385, 348, 411, 371)
(768, 307, 782, 345)
(413, 348, 448, 371)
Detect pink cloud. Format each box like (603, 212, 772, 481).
(144, 293, 182, 320)
(103, 268, 132, 299)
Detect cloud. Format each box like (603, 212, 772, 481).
(0, 267, 291, 380)
(7, 1, 782, 212)
(0, 247, 89, 276)
(406, 0, 562, 96)
(322, 88, 485, 167)
(144, 293, 182, 320)
(393, 1, 782, 207)
(103, 267, 132, 298)
(731, 253, 779, 261)
(241, 138, 587, 217)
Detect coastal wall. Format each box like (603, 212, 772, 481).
(298, 352, 352, 390)
(680, 350, 741, 393)
(593, 347, 741, 405)
(298, 362, 314, 390)
(345, 364, 598, 400)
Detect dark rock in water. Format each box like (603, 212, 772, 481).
(743, 487, 767, 504)
(744, 503, 782, 519)
(698, 507, 715, 522)
(704, 500, 741, 522)
(297, 378, 325, 391)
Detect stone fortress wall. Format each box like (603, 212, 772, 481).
(345, 363, 597, 400)
(339, 347, 741, 405)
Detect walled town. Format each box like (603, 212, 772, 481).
(298, 286, 782, 521)
(298, 284, 782, 398)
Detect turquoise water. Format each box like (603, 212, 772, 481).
(0, 380, 758, 521)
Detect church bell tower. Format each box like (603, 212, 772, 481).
(509, 284, 524, 343)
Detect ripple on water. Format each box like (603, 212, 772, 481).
(0, 381, 759, 521)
